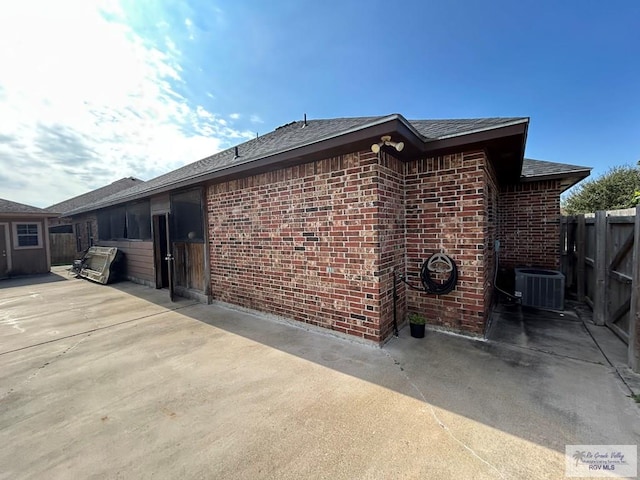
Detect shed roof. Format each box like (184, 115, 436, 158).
(0, 198, 59, 217)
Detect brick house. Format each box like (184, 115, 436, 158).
(60, 114, 590, 343)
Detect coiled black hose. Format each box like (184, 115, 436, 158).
(420, 256, 458, 295)
(398, 254, 458, 295)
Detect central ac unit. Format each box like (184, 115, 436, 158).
(514, 268, 565, 311)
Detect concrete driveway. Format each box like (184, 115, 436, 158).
(1, 269, 638, 479)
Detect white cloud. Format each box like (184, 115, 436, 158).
(0, 0, 252, 207)
(184, 17, 194, 40)
(229, 113, 241, 120)
(250, 114, 264, 124)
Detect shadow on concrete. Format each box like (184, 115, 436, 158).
(0, 272, 69, 289)
(48, 271, 640, 454)
(487, 302, 609, 365)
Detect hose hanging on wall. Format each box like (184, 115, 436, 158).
(420, 253, 458, 295)
(398, 253, 458, 295)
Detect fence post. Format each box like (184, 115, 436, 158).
(576, 214, 586, 302)
(593, 210, 607, 326)
(629, 206, 640, 372)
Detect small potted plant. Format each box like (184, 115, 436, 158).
(408, 312, 426, 338)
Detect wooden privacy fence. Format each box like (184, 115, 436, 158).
(49, 233, 77, 265)
(561, 207, 640, 372)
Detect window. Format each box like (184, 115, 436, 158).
(97, 207, 125, 240)
(97, 210, 112, 240)
(109, 206, 127, 239)
(14, 223, 41, 248)
(97, 201, 151, 241)
(171, 189, 204, 242)
(126, 202, 151, 240)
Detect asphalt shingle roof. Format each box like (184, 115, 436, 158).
(521, 158, 591, 179)
(0, 198, 56, 215)
(409, 117, 528, 139)
(65, 117, 391, 214)
(67, 115, 529, 215)
(521, 158, 591, 192)
(47, 177, 143, 215)
(65, 115, 590, 214)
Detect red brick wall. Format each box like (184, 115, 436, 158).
(499, 180, 562, 269)
(376, 152, 406, 340)
(404, 151, 488, 335)
(483, 160, 500, 317)
(208, 152, 382, 342)
(207, 148, 562, 342)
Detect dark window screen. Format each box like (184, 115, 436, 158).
(97, 211, 111, 240)
(126, 201, 151, 240)
(96, 207, 127, 240)
(110, 207, 127, 239)
(171, 189, 204, 242)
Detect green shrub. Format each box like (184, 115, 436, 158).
(408, 312, 426, 325)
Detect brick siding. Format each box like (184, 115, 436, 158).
(483, 160, 500, 319)
(404, 151, 488, 335)
(206, 149, 562, 343)
(376, 152, 406, 340)
(498, 180, 562, 270)
(208, 152, 381, 342)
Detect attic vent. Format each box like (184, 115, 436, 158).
(233, 146, 239, 159)
(515, 268, 565, 310)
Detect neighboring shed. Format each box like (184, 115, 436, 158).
(62, 114, 591, 343)
(0, 199, 59, 278)
(46, 177, 143, 264)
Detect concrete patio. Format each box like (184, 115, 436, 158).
(1, 268, 638, 479)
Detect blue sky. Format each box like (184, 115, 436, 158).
(1, 0, 638, 207)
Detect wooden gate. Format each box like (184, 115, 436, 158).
(561, 207, 640, 370)
(604, 213, 635, 343)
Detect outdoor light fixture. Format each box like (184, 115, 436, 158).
(371, 135, 404, 154)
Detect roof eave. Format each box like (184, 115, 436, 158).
(433, 117, 529, 140)
(421, 121, 529, 154)
(0, 212, 59, 218)
(521, 170, 591, 192)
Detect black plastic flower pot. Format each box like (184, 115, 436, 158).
(409, 323, 425, 338)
